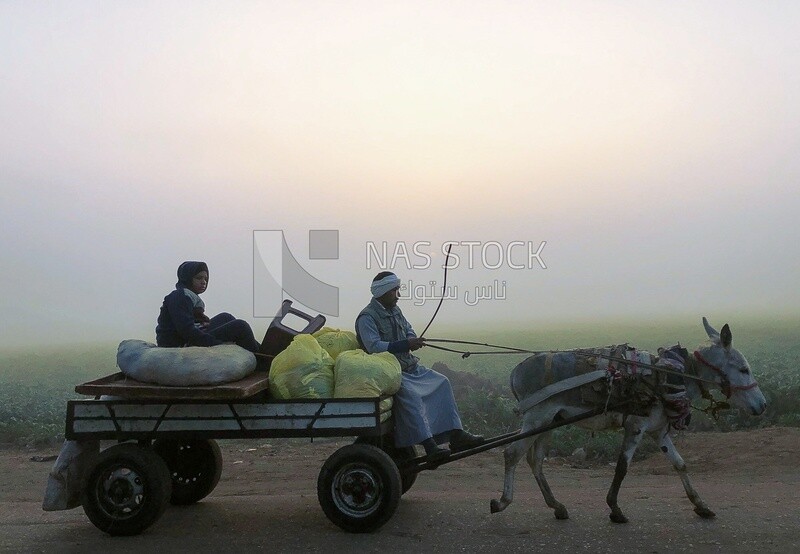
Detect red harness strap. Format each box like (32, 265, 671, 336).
(693, 350, 759, 398)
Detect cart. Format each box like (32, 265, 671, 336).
(66, 380, 409, 535)
(65, 300, 422, 535)
(62, 301, 611, 536)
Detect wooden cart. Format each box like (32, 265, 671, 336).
(67, 372, 409, 536)
(62, 301, 606, 536)
(65, 301, 416, 536)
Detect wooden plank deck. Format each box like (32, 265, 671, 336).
(74, 372, 271, 400)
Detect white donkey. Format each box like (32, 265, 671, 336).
(490, 318, 766, 523)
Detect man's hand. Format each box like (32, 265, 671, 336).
(408, 337, 426, 351)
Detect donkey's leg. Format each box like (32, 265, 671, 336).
(657, 430, 715, 518)
(606, 419, 647, 523)
(526, 432, 569, 519)
(490, 435, 534, 513)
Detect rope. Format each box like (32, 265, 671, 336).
(423, 338, 720, 387)
(427, 337, 732, 421)
(424, 343, 536, 356)
(691, 388, 731, 421)
(425, 337, 537, 354)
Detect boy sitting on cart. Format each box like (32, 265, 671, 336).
(156, 261, 261, 353)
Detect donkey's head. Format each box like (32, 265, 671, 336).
(694, 317, 766, 415)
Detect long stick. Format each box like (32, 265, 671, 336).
(418, 243, 453, 338)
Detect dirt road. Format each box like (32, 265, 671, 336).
(2, 427, 798, 553)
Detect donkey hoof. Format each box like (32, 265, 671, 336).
(694, 506, 716, 519)
(554, 506, 569, 520)
(609, 510, 628, 524)
(490, 499, 504, 514)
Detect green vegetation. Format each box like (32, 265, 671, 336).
(1, 317, 798, 460)
(0, 343, 117, 447)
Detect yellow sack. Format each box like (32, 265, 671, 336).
(334, 350, 402, 398)
(312, 327, 360, 361)
(269, 334, 334, 399)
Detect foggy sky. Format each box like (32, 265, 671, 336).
(2, 1, 799, 348)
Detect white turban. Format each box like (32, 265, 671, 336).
(371, 274, 401, 298)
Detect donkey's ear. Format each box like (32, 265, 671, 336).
(702, 317, 720, 342)
(720, 324, 732, 348)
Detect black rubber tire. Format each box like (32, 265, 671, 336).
(153, 439, 223, 505)
(354, 436, 418, 494)
(81, 443, 171, 536)
(317, 444, 402, 533)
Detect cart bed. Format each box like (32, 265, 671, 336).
(66, 396, 393, 441)
(75, 371, 271, 400)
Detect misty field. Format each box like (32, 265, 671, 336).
(1, 318, 798, 459)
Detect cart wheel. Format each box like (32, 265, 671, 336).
(354, 436, 418, 494)
(317, 444, 401, 533)
(153, 439, 223, 505)
(81, 443, 171, 536)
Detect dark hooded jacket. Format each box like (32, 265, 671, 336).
(155, 261, 222, 347)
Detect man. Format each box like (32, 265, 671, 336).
(355, 271, 484, 460)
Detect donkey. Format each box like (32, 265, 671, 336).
(490, 318, 766, 523)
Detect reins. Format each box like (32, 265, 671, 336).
(424, 338, 537, 356)
(413, 246, 752, 419)
(422, 337, 722, 388)
(425, 337, 753, 420)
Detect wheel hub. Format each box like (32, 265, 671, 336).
(332, 464, 382, 517)
(99, 467, 144, 516)
(161, 442, 206, 487)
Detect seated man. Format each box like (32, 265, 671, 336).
(355, 271, 483, 460)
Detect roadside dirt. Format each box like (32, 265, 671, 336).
(2, 427, 798, 553)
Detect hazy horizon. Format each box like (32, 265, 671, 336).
(2, 1, 799, 349)
(2, 313, 797, 354)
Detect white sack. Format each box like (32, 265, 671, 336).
(42, 440, 99, 511)
(117, 339, 256, 386)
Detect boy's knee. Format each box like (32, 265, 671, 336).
(230, 319, 255, 336)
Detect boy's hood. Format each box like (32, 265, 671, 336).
(176, 261, 208, 289)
